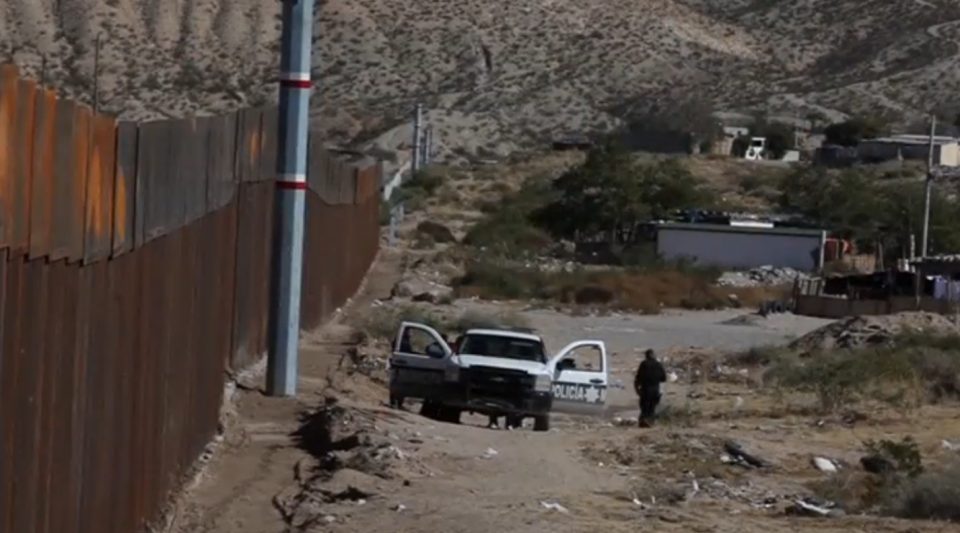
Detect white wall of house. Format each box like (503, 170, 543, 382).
(940, 143, 960, 166)
(657, 227, 824, 271)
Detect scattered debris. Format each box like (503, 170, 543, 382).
(787, 498, 845, 518)
(812, 457, 839, 474)
(482, 447, 499, 459)
(790, 312, 960, 352)
(717, 266, 806, 288)
(391, 277, 454, 303)
(722, 441, 767, 468)
(540, 501, 569, 513)
(275, 400, 430, 530)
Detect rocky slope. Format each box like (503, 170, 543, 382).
(2, 0, 960, 157)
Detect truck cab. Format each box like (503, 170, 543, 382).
(388, 322, 609, 431)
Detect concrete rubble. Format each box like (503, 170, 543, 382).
(789, 311, 960, 352)
(717, 266, 808, 287)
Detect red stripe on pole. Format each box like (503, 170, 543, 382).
(276, 181, 308, 190)
(280, 79, 312, 89)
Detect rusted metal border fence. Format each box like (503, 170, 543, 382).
(0, 63, 380, 533)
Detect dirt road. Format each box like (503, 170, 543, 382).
(167, 255, 958, 533)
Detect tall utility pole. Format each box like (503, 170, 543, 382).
(921, 114, 936, 258)
(266, 0, 315, 397)
(412, 103, 423, 174)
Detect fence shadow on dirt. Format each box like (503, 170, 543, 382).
(0, 63, 381, 533)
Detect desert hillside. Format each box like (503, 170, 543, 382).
(2, 0, 960, 156)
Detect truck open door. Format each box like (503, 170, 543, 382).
(389, 321, 452, 402)
(547, 340, 608, 416)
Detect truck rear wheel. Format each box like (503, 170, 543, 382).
(533, 414, 550, 432)
(439, 406, 462, 424)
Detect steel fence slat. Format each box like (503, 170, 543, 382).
(113, 122, 137, 256)
(0, 250, 19, 533)
(259, 106, 278, 182)
(28, 90, 57, 259)
(0, 65, 17, 248)
(49, 98, 78, 261)
(67, 105, 91, 262)
(84, 114, 117, 263)
(11, 259, 48, 533)
(10, 79, 37, 255)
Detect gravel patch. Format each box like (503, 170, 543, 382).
(521, 308, 833, 356)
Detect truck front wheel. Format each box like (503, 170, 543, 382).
(420, 401, 441, 419)
(533, 414, 550, 432)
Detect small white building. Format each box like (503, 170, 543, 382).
(656, 223, 827, 271)
(857, 135, 960, 166)
(723, 126, 749, 138)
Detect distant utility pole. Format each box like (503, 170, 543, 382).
(921, 114, 937, 258)
(412, 103, 423, 174)
(425, 127, 433, 165)
(420, 126, 431, 166)
(92, 33, 102, 113)
(266, 0, 316, 397)
(40, 55, 47, 88)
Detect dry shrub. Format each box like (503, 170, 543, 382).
(416, 220, 457, 243)
(808, 471, 882, 514)
(579, 269, 787, 313)
(453, 261, 788, 313)
(887, 460, 960, 521)
(357, 304, 533, 344)
(727, 344, 792, 367)
(759, 333, 960, 413)
(810, 454, 960, 522)
(357, 304, 453, 341)
(455, 309, 530, 331)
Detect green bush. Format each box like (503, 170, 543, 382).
(462, 215, 552, 255)
(408, 168, 446, 195)
(760, 332, 960, 412)
(391, 168, 448, 212)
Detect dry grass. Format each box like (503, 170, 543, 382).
(356, 303, 531, 342)
(684, 156, 792, 211)
(752, 333, 960, 413)
(453, 262, 788, 313)
(806, 446, 960, 521)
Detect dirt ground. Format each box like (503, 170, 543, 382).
(166, 251, 960, 533)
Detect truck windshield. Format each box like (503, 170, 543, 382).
(457, 334, 546, 363)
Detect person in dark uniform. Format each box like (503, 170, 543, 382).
(634, 349, 667, 427)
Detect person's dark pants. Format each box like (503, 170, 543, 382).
(638, 388, 661, 427)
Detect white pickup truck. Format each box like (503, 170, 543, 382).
(388, 321, 609, 431)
